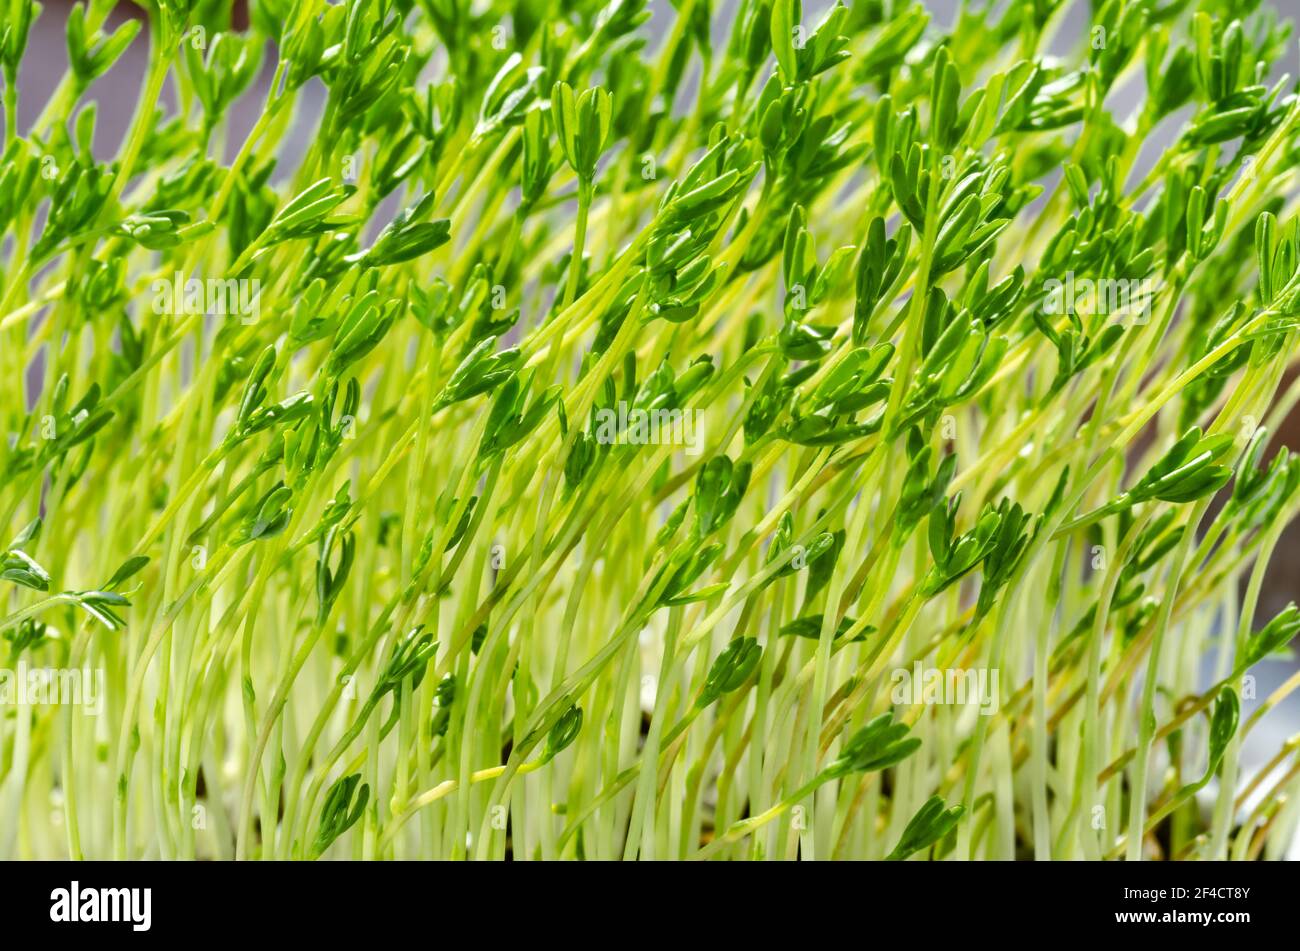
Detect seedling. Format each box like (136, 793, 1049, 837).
(0, 0, 1299, 863)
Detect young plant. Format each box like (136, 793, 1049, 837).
(1, 0, 1299, 863)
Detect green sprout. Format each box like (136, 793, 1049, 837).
(0, 0, 1299, 864)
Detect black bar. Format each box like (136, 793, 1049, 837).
(0, 860, 1285, 938)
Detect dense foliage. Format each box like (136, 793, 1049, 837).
(1, 0, 1300, 860)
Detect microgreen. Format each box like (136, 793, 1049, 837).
(2, 0, 1300, 863)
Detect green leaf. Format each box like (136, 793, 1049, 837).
(778, 613, 870, 642)
(1239, 605, 1300, 671)
(822, 712, 921, 779)
(373, 626, 437, 698)
(312, 772, 369, 857)
(542, 704, 584, 762)
(698, 637, 762, 707)
(770, 0, 799, 81)
(1206, 688, 1239, 775)
(886, 795, 965, 860)
(105, 555, 149, 590)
